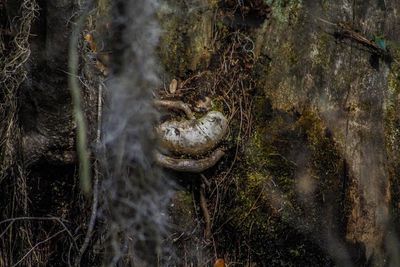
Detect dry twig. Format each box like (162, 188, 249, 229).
(200, 183, 212, 240)
(12, 229, 67, 267)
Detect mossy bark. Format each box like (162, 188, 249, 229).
(253, 1, 400, 265)
(159, 0, 400, 266)
(2, 0, 400, 266)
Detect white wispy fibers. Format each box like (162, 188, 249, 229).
(99, 0, 174, 265)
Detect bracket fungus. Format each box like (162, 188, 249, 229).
(154, 100, 228, 173)
(155, 149, 225, 173)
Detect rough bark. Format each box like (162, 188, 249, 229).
(20, 0, 84, 166)
(2, 0, 400, 266)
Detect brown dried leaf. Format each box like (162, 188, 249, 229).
(169, 78, 178, 94)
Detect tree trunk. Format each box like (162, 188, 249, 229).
(1, 0, 400, 266)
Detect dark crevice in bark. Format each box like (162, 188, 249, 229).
(20, 0, 76, 167)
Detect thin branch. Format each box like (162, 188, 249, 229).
(68, 5, 92, 194)
(200, 183, 211, 240)
(75, 80, 103, 266)
(0, 221, 14, 239)
(12, 229, 66, 267)
(154, 100, 195, 120)
(0, 216, 78, 251)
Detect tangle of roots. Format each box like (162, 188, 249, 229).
(0, 0, 38, 174)
(0, 0, 39, 266)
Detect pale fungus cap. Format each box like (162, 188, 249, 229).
(157, 111, 229, 156)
